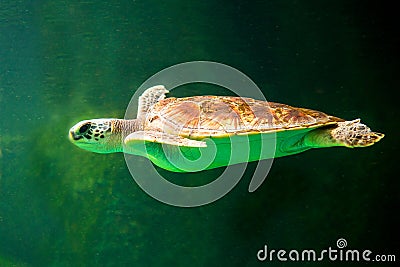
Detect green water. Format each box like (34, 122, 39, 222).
(0, 1, 398, 266)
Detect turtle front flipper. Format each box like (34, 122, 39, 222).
(124, 130, 208, 172)
(304, 119, 384, 148)
(124, 130, 207, 148)
(137, 85, 169, 118)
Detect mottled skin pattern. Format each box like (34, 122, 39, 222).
(70, 119, 139, 153)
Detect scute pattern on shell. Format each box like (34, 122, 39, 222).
(143, 96, 344, 137)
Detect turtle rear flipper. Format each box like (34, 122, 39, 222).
(330, 119, 384, 147)
(303, 119, 384, 148)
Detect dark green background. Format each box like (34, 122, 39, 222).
(0, 1, 398, 266)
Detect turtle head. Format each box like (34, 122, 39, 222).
(69, 119, 121, 153)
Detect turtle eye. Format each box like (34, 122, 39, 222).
(79, 123, 90, 134)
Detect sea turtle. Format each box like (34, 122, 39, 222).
(69, 85, 384, 172)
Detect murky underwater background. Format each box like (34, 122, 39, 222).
(1, 0, 399, 266)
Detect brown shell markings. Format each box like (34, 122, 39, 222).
(143, 96, 344, 138)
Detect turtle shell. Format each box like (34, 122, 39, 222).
(143, 96, 344, 138)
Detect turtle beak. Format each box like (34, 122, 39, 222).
(69, 130, 83, 141)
